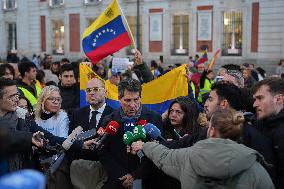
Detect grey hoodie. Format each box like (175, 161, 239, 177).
(143, 138, 274, 189)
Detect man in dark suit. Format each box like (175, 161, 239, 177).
(69, 78, 113, 132)
(69, 77, 114, 189)
(99, 78, 162, 189)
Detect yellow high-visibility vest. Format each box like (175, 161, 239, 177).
(198, 79, 213, 103)
(18, 85, 42, 108)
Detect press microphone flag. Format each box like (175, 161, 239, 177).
(144, 123, 166, 142)
(96, 121, 120, 149)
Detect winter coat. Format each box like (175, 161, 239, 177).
(143, 138, 275, 189)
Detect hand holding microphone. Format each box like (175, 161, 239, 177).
(95, 121, 120, 150)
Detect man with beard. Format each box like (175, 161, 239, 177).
(252, 78, 284, 189)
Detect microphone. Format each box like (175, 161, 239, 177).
(123, 118, 136, 132)
(144, 123, 166, 142)
(97, 127, 105, 136)
(137, 120, 147, 127)
(123, 131, 134, 146)
(96, 121, 120, 149)
(62, 126, 83, 150)
(173, 128, 182, 139)
(133, 126, 147, 141)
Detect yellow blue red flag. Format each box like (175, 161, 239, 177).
(79, 64, 188, 114)
(82, 0, 131, 64)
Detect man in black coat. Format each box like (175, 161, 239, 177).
(252, 78, 284, 189)
(69, 77, 114, 189)
(99, 78, 162, 189)
(0, 78, 93, 174)
(58, 64, 80, 116)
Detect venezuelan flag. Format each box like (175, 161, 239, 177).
(82, 0, 131, 64)
(194, 50, 208, 66)
(79, 64, 188, 114)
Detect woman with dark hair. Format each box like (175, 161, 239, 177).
(0, 64, 15, 80)
(163, 96, 201, 140)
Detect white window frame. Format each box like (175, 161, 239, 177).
(3, 0, 17, 11)
(49, 0, 64, 8)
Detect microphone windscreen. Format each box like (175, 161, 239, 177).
(123, 118, 136, 132)
(137, 120, 147, 127)
(144, 123, 161, 140)
(105, 121, 120, 135)
(123, 131, 134, 145)
(133, 126, 146, 141)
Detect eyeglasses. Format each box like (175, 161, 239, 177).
(47, 97, 62, 103)
(86, 87, 104, 93)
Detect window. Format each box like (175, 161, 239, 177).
(84, 0, 102, 5)
(52, 20, 64, 54)
(7, 23, 17, 52)
(125, 16, 142, 54)
(222, 11, 242, 56)
(3, 0, 17, 10)
(171, 15, 189, 55)
(49, 0, 64, 7)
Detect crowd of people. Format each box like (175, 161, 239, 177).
(0, 50, 283, 189)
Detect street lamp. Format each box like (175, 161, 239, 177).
(136, 0, 140, 50)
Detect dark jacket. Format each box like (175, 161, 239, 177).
(133, 63, 154, 83)
(69, 105, 113, 133)
(255, 109, 284, 189)
(59, 83, 80, 116)
(5, 118, 83, 172)
(98, 106, 162, 189)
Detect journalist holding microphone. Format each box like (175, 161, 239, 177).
(131, 109, 274, 189)
(98, 78, 162, 189)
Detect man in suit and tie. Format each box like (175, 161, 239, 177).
(69, 77, 114, 189)
(69, 78, 113, 132)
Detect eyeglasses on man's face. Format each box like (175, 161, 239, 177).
(86, 87, 104, 93)
(6, 93, 20, 102)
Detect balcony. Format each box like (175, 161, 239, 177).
(84, 0, 102, 5)
(49, 0, 64, 8)
(2, 0, 17, 11)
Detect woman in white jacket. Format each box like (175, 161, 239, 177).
(35, 85, 69, 137)
(132, 109, 274, 189)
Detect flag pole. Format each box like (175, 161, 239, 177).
(116, 0, 137, 49)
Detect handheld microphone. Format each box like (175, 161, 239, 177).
(62, 126, 83, 150)
(123, 118, 136, 132)
(137, 120, 147, 127)
(173, 128, 182, 139)
(133, 126, 147, 141)
(96, 121, 120, 149)
(144, 123, 166, 142)
(123, 131, 134, 146)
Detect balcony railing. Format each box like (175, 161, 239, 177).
(49, 0, 64, 7)
(3, 0, 17, 11)
(84, 0, 102, 5)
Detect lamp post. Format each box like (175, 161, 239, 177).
(136, 0, 140, 51)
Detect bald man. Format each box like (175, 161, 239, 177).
(69, 78, 113, 132)
(69, 78, 113, 189)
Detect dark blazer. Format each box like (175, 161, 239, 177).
(98, 106, 162, 189)
(69, 105, 114, 134)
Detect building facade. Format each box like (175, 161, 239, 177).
(0, 0, 284, 73)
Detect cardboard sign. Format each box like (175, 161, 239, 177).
(112, 58, 133, 73)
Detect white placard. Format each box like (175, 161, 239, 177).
(112, 58, 133, 73)
(149, 14, 162, 41)
(198, 12, 212, 41)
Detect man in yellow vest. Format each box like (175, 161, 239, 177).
(17, 62, 41, 109)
